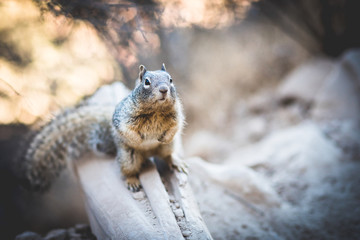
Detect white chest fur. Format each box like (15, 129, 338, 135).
(138, 137, 161, 150)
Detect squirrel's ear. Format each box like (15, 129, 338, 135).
(161, 63, 166, 71)
(139, 65, 147, 80)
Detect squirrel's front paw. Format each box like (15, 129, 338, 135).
(158, 129, 177, 144)
(158, 136, 172, 144)
(126, 176, 141, 192)
(170, 160, 188, 175)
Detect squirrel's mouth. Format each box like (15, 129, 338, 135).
(158, 96, 168, 102)
(156, 92, 169, 102)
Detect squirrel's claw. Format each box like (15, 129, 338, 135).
(126, 177, 141, 192)
(170, 161, 188, 175)
(166, 155, 188, 174)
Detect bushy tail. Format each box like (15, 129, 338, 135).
(18, 105, 116, 191)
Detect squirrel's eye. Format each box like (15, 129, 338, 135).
(170, 78, 173, 83)
(145, 78, 151, 86)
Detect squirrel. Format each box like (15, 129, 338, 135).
(18, 64, 186, 192)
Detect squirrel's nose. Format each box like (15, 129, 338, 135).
(159, 86, 168, 94)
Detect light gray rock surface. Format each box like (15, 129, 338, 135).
(43, 229, 67, 240)
(278, 58, 335, 105)
(188, 122, 360, 240)
(182, 49, 360, 239)
(76, 156, 212, 240)
(15, 231, 42, 240)
(311, 50, 360, 120)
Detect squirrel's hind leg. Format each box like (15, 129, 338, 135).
(117, 146, 143, 192)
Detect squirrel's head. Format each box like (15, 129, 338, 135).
(134, 63, 177, 107)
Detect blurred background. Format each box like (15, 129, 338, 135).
(1, 0, 360, 239)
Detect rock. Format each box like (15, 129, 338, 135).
(175, 202, 180, 208)
(74, 223, 90, 234)
(15, 231, 42, 240)
(277, 58, 335, 105)
(320, 120, 360, 159)
(173, 209, 185, 218)
(247, 90, 275, 114)
(169, 195, 176, 203)
(44, 229, 67, 240)
(67, 228, 76, 235)
(184, 130, 232, 162)
(247, 117, 267, 141)
(133, 191, 146, 200)
(67, 227, 81, 239)
(76, 157, 212, 240)
(68, 233, 82, 240)
(178, 221, 187, 229)
(188, 122, 360, 239)
(182, 230, 192, 237)
(245, 237, 259, 240)
(234, 123, 342, 189)
(188, 157, 280, 208)
(311, 49, 360, 121)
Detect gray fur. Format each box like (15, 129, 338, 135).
(20, 105, 115, 191)
(112, 65, 185, 191)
